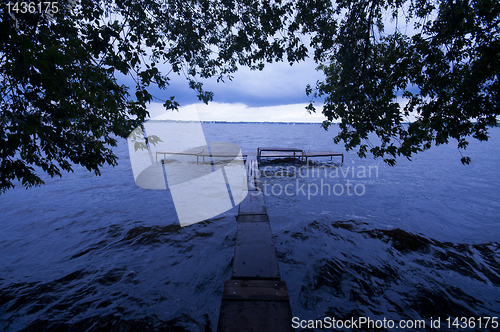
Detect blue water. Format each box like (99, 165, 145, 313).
(1, 123, 499, 331)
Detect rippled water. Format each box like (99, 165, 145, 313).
(1, 123, 499, 331)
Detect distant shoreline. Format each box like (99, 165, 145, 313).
(146, 120, 326, 125)
(144, 120, 421, 125)
(145, 120, 498, 126)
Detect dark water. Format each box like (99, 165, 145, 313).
(1, 123, 499, 331)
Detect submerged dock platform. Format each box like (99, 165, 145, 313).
(217, 155, 294, 332)
(257, 147, 343, 163)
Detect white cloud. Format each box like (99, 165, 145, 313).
(147, 101, 327, 123)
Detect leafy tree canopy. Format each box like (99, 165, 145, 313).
(1, 0, 499, 193)
(305, 0, 500, 165)
(0, 0, 307, 193)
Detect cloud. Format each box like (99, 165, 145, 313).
(202, 60, 325, 107)
(141, 55, 330, 123)
(118, 11, 426, 123)
(132, 55, 324, 108)
(147, 102, 327, 123)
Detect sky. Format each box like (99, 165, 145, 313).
(137, 54, 328, 123)
(141, 54, 419, 123)
(122, 8, 419, 124)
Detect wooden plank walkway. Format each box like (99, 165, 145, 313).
(217, 155, 294, 332)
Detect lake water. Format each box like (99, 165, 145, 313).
(1, 123, 499, 331)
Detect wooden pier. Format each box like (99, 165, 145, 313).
(217, 155, 294, 332)
(302, 150, 344, 163)
(257, 147, 343, 164)
(156, 145, 344, 165)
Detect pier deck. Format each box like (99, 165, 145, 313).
(217, 155, 294, 332)
(257, 147, 303, 162)
(157, 146, 344, 164)
(257, 147, 343, 164)
(303, 150, 344, 163)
